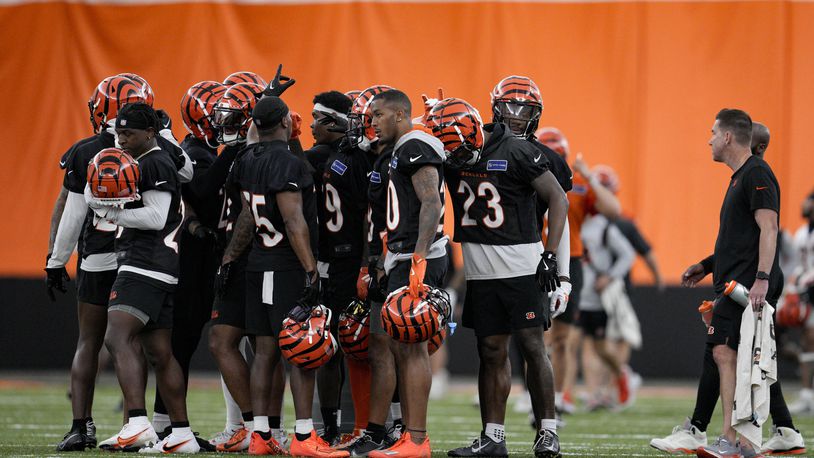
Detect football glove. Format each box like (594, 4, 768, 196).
(549, 280, 572, 319)
(356, 266, 371, 301)
(155, 109, 173, 131)
(295, 270, 320, 310)
(190, 222, 218, 242)
(408, 254, 427, 297)
(536, 251, 560, 293)
(45, 266, 70, 302)
(418, 88, 445, 125)
(263, 64, 295, 97)
(215, 262, 234, 298)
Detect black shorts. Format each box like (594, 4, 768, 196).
(245, 270, 305, 337)
(578, 310, 608, 339)
(555, 257, 583, 325)
(325, 258, 360, 329)
(211, 258, 247, 329)
(707, 296, 743, 351)
(371, 255, 448, 334)
(76, 268, 117, 306)
(108, 272, 175, 330)
(462, 275, 549, 337)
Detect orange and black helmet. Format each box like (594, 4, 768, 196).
(347, 85, 393, 150)
(593, 164, 620, 194)
(536, 126, 570, 158)
(180, 80, 227, 148)
(211, 82, 263, 146)
(223, 71, 267, 87)
(88, 75, 150, 134)
(428, 327, 447, 356)
(425, 98, 484, 169)
(490, 75, 544, 138)
(279, 305, 338, 369)
(381, 286, 451, 344)
(345, 90, 362, 103)
(777, 293, 811, 328)
(87, 148, 140, 204)
(116, 73, 155, 107)
(337, 298, 370, 361)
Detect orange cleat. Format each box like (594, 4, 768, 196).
(617, 372, 630, 406)
(289, 431, 348, 458)
(249, 431, 288, 456)
(216, 427, 251, 452)
(368, 431, 430, 458)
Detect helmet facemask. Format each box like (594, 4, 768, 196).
(493, 100, 542, 139)
(213, 106, 249, 146)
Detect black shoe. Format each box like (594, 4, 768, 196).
(347, 434, 387, 456)
(85, 419, 97, 447)
(448, 433, 508, 457)
(386, 422, 403, 447)
(321, 428, 340, 447)
(533, 429, 561, 458)
(157, 426, 172, 441)
(194, 432, 216, 452)
(56, 429, 91, 452)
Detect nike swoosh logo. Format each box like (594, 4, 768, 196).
(163, 121, 171, 128)
(67, 170, 74, 175)
(190, 160, 197, 165)
(756, 186, 768, 190)
(60, 160, 67, 167)
(471, 442, 491, 453)
(288, 182, 299, 188)
(534, 154, 542, 162)
(155, 180, 167, 186)
(367, 172, 373, 177)
(117, 427, 149, 447)
(162, 438, 192, 452)
(409, 156, 421, 162)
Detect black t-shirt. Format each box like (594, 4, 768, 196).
(615, 217, 651, 256)
(321, 145, 373, 260)
(306, 142, 336, 263)
(180, 136, 219, 228)
(386, 133, 445, 254)
(446, 123, 550, 245)
(713, 155, 782, 302)
(234, 140, 318, 272)
(529, 138, 573, 230)
(115, 147, 184, 278)
(367, 146, 393, 258)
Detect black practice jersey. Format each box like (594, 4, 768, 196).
(115, 147, 184, 278)
(446, 123, 550, 245)
(386, 131, 445, 254)
(306, 142, 335, 262)
(321, 145, 373, 260)
(233, 140, 318, 272)
(60, 131, 117, 257)
(367, 146, 393, 258)
(218, 145, 248, 241)
(529, 138, 573, 229)
(180, 136, 219, 228)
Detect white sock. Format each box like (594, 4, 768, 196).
(221, 375, 243, 429)
(390, 403, 402, 422)
(801, 388, 814, 400)
(484, 423, 505, 442)
(554, 392, 564, 407)
(244, 420, 254, 431)
(295, 419, 314, 435)
(151, 413, 170, 432)
(540, 419, 557, 432)
(254, 416, 270, 433)
(172, 426, 193, 437)
(130, 415, 150, 427)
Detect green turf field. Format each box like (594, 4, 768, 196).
(0, 376, 811, 457)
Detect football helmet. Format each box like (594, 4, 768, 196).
(381, 286, 452, 344)
(593, 164, 620, 194)
(88, 75, 151, 134)
(337, 298, 370, 361)
(116, 73, 155, 107)
(279, 305, 338, 370)
(180, 80, 227, 148)
(345, 90, 362, 103)
(425, 97, 484, 169)
(428, 327, 446, 355)
(211, 83, 263, 146)
(346, 85, 392, 151)
(86, 148, 140, 204)
(777, 292, 811, 328)
(223, 71, 267, 87)
(536, 126, 570, 158)
(491, 75, 544, 138)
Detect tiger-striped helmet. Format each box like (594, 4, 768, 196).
(223, 71, 267, 87)
(345, 90, 362, 103)
(180, 81, 227, 148)
(116, 73, 155, 107)
(86, 148, 140, 204)
(211, 83, 263, 146)
(491, 75, 544, 138)
(425, 97, 484, 169)
(428, 327, 446, 355)
(535, 126, 570, 158)
(347, 85, 393, 151)
(337, 298, 370, 360)
(88, 75, 151, 134)
(279, 305, 338, 369)
(381, 286, 451, 344)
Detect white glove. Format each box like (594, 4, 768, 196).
(549, 281, 572, 319)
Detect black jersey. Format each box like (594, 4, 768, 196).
(367, 146, 393, 258)
(321, 145, 373, 260)
(446, 123, 551, 245)
(386, 131, 446, 254)
(529, 138, 573, 228)
(180, 136, 219, 228)
(115, 147, 184, 279)
(306, 142, 336, 263)
(234, 140, 318, 272)
(60, 131, 117, 257)
(218, 145, 248, 240)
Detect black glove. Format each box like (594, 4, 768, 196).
(536, 251, 561, 293)
(262, 64, 296, 97)
(155, 109, 173, 130)
(368, 270, 389, 303)
(190, 222, 217, 242)
(45, 266, 70, 301)
(215, 262, 233, 298)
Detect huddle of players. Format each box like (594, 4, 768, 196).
(46, 69, 581, 457)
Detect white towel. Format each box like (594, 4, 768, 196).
(600, 279, 642, 349)
(732, 302, 777, 448)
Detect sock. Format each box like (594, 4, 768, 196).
(129, 414, 149, 427)
(320, 408, 338, 432)
(71, 418, 85, 432)
(152, 412, 170, 432)
(554, 392, 564, 408)
(540, 419, 557, 432)
(390, 403, 402, 423)
(221, 375, 242, 430)
(269, 416, 281, 429)
(347, 359, 371, 431)
(242, 411, 254, 422)
(366, 422, 387, 443)
(484, 423, 505, 442)
(295, 419, 314, 440)
(254, 416, 270, 433)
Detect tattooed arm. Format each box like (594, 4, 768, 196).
(411, 165, 442, 258)
(222, 193, 254, 265)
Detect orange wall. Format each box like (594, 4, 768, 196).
(2, 1, 812, 281)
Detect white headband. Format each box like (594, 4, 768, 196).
(313, 103, 348, 121)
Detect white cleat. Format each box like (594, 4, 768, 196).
(649, 418, 707, 454)
(271, 427, 290, 450)
(513, 390, 533, 414)
(209, 426, 243, 446)
(788, 389, 814, 415)
(101, 422, 159, 452)
(761, 426, 807, 455)
(139, 431, 200, 454)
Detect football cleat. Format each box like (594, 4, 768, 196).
(760, 426, 806, 455)
(346, 434, 388, 456)
(336, 431, 363, 450)
(101, 422, 159, 452)
(272, 428, 291, 451)
(289, 430, 349, 457)
(248, 431, 288, 456)
(85, 418, 97, 447)
(533, 429, 561, 458)
(369, 432, 430, 458)
(448, 433, 508, 457)
(695, 436, 740, 458)
(216, 427, 251, 452)
(138, 431, 200, 454)
(649, 418, 707, 454)
(209, 426, 243, 446)
(56, 428, 92, 452)
(386, 422, 404, 446)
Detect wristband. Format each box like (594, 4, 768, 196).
(756, 271, 770, 280)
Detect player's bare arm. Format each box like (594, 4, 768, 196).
(222, 194, 253, 265)
(277, 190, 317, 274)
(411, 165, 442, 258)
(532, 170, 569, 254)
(751, 208, 779, 307)
(574, 153, 621, 218)
(48, 187, 69, 254)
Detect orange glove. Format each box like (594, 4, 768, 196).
(408, 254, 427, 298)
(356, 266, 370, 301)
(290, 111, 302, 140)
(420, 87, 444, 125)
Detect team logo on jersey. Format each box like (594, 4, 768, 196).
(572, 184, 588, 195)
(525, 312, 535, 320)
(486, 159, 508, 172)
(331, 160, 348, 176)
(708, 326, 715, 335)
(390, 156, 399, 169)
(369, 171, 381, 184)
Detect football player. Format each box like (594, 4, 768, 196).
(788, 192, 814, 416)
(86, 103, 198, 453)
(46, 75, 150, 452)
(220, 96, 348, 458)
(427, 97, 567, 458)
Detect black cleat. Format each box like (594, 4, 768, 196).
(448, 433, 509, 457)
(533, 429, 561, 458)
(85, 419, 97, 448)
(347, 434, 387, 456)
(56, 429, 91, 452)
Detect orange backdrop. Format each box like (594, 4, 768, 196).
(2, 0, 812, 282)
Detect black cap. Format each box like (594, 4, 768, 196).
(252, 96, 289, 129)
